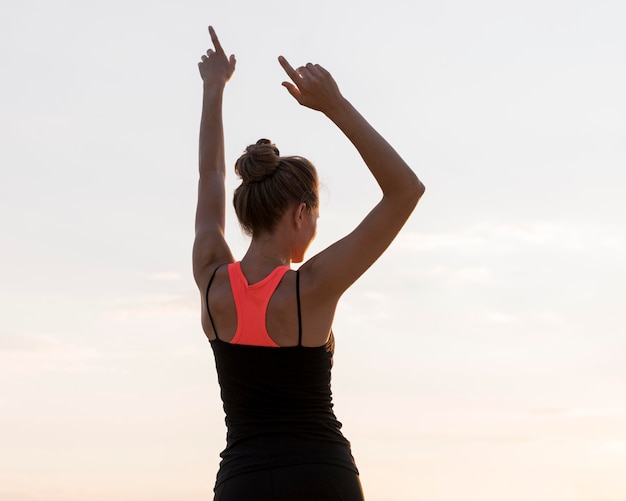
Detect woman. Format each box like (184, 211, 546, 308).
(194, 26, 425, 501)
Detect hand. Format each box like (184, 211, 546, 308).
(198, 26, 236, 87)
(278, 56, 345, 114)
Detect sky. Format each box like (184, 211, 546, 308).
(1, 0, 625, 499)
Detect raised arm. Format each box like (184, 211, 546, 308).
(193, 27, 237, 287)
(279, 56, 425, 298)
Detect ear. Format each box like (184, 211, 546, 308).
(293, 202, 307, 229)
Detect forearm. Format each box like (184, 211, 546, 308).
(325, 99, 424, 199)
(199, 83, 226, 177)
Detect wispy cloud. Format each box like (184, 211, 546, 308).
(144, 272, 183, 281)
(393, 221, 626, 255)
(0, 333, 100, 373)
(102, 293, 196, 321)
(0, 332, 76, 354)
(0, 330, 205, 375)
(405, 265, 493, 284)
(563, 406, 626, 419)
(485, 310, 518, 324)
(528, 406, 626, 420)
(596, 441, 626, 457)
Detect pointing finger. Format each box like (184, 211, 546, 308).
(209, 26, 225, 54)
(278, 56, 299, 83)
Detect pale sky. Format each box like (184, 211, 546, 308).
(1, 0, 625, 500)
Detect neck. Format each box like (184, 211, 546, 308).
(243, 235, 292, 269)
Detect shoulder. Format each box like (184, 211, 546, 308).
(296, 255, 342, 303)
(192, 228, 235, 289)
(295, 259, 342, 312)
(194, 259, 235, 296)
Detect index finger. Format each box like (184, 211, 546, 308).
(209, 26, 225, 54)
(278, 56, 299, 82)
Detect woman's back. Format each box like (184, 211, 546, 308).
(207, 262, 358, 487)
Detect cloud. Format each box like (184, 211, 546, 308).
(393, 221, 626, 256)
(0, 332, 75, 354)
(528, 406, 626, 420)
(103, 293, 196, 321)
(0, 333, 101, 373)
(0, 330, 204, 375)
(408, 265, 493, 284)
(596, 441, 626, 457)
(563, 407, 626, 419)
(0, 490, 38, 501)
(485, 310, 518, 324)
(144, 272, 183, 281)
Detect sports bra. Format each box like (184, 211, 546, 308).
(205, 262, 303, 347)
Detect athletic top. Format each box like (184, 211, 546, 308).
(227, 261, 286, 347)
(205, 262, 358, 486)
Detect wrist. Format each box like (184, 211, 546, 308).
(203, 80, 226, 93)
(324, 97, 354, 122)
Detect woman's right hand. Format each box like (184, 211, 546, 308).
(199, 26, 236, 88)
(278, 56, 346, 114)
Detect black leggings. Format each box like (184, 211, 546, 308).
(214, 464, 365, 501)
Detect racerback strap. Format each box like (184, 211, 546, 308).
(296, 269, 302, 347)
(205, 265, 222, 340)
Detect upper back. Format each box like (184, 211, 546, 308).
(204, 262, 306, 347)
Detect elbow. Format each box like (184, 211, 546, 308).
(415, 177, 426, 200)
(407, 172, 425, 207)
(393, 174, 424, 215)
(384, 171, 425, 213)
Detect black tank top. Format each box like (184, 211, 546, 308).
(206, 266, 358, 486)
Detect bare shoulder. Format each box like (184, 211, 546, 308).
(192, 227, 235, 287)
(296, 257, 342, 306)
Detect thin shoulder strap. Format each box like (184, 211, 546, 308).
(296, 269, 303, 347)
(205, 265, 222, 340)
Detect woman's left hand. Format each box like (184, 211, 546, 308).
(198, 26, 236, 87)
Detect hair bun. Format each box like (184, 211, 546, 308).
(235, 139, 281, 183)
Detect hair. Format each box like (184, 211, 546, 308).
(233, 139, 319, 237)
